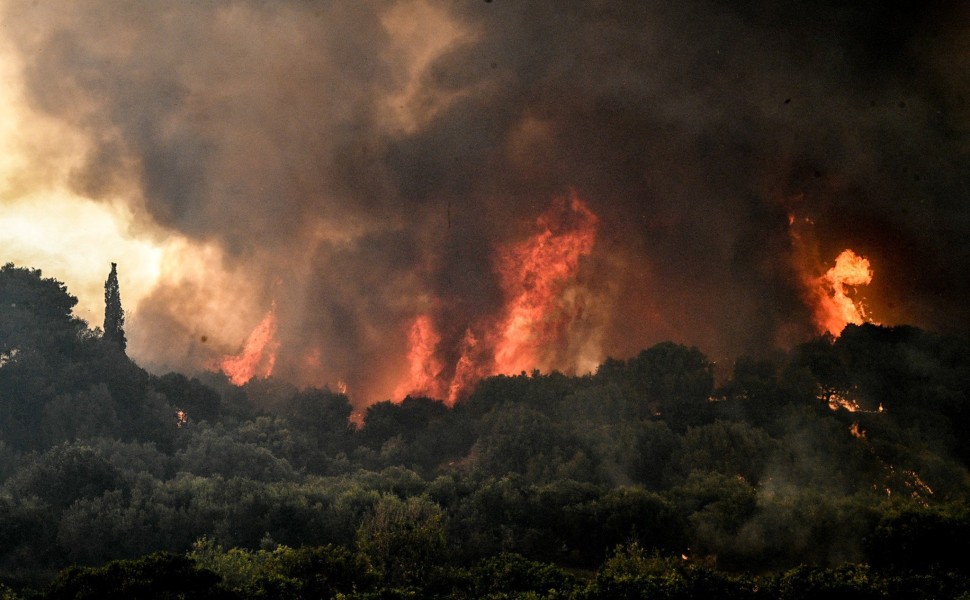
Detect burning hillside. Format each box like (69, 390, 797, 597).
(2, 2, 969, 405)
(391, 193, 598, 403)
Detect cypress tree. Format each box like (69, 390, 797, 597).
(103, 262, 126, 352)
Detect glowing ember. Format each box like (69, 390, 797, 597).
(812, 249, 873, 337)
(175, 409, 188, 428)
(220, 303, 280, 385)
(884, 465, 934, 502)
(826, 391, 861, 412)
(492, 193, 599, 374)
(394, 315, 445, 399)
(849, 422, 865, 439)
(904, 469, 934, 497)
(821, 386, 886, 414)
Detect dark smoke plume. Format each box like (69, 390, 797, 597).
(4, 1, 970, 402)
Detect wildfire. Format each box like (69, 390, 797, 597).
(826, 390, 861, 412)
(176, 409, 188, 428)
(393, 314, 445, 399)
(820, 386, 886, 414)
(492, 193, 599, 374)
(787, 213, 876, 338)
(447, 328, 487, 403)
(903, 469, 934, 498)
(884, 465, 934, 501)
(811, 249, 873, 337)
(392, 194, 599, 404)
(219, 302, 280, 385)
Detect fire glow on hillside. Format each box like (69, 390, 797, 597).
(3, 2, 968, 405)
(812, 249, 874, 337)
(391, 194, 598, 403)
(218, 195, 882, 396)
(789, 214, 876, 340)
(219, 303, 279, 386)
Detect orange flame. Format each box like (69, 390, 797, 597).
(394, 314, 445, 399)
(788, 213, 876, 339)
(826, 390, 861, 412)
(492, 193, 599, 375)
(815, 249, 872, 336)
(811, 249, 873, 337)
(220, 302, 280, 385)
(392, 194, 599, 404)
(448, 328, 488, 404)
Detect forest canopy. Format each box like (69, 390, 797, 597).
(1, 263, 969, 598)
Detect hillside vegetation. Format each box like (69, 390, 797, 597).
(1, 263, 969, 599)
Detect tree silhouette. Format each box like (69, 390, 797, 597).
(103, 262, 126, 352)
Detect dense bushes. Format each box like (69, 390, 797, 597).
(1, 265, 969, 596)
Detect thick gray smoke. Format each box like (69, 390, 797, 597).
(4, 1, 969, 402)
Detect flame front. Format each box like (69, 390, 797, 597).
(788, 215, 876, 339)
(219, 303, 280, 385)
(804, 249, 874, 337)
(492, 194, 599, 375)
(393, 194, 599, 404)
(393, 314, 445, 399)
(826, 390, 861, 412)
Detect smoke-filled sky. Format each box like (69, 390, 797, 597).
(2, 1, 969, 404)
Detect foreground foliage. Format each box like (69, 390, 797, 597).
(1, 264, 969, 596)
(25, 545, 970, 600)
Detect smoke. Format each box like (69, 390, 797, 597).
(3, 1, 970, 403)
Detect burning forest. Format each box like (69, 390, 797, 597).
(2, 2, 970, 596)
(1, 2, 969, 409)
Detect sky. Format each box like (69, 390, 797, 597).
(1, 1, 969, 404)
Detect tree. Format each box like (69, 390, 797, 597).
(5, 442, 125, 511)
(45, 552, 230, 600)
(356, 494, 446, 587)
(0, 263, 83, 359)
(103, 262, 126, 352)
(597, 342, 715, 430)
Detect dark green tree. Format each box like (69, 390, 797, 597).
(103, 262, 126, 352)
(46, 552, 231, 600)
(356, 494, 446, 587)
(0, 262, 83, 359)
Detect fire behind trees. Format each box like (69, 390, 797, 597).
(7, 1, 970, 411)
(0, 263, 969, 598)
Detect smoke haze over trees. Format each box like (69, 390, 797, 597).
(1, 264, 969, 597)
(3, 1, 970, 596)
(2, 2, 970, 403)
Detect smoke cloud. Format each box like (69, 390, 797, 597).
(3, 1, 969, 403)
